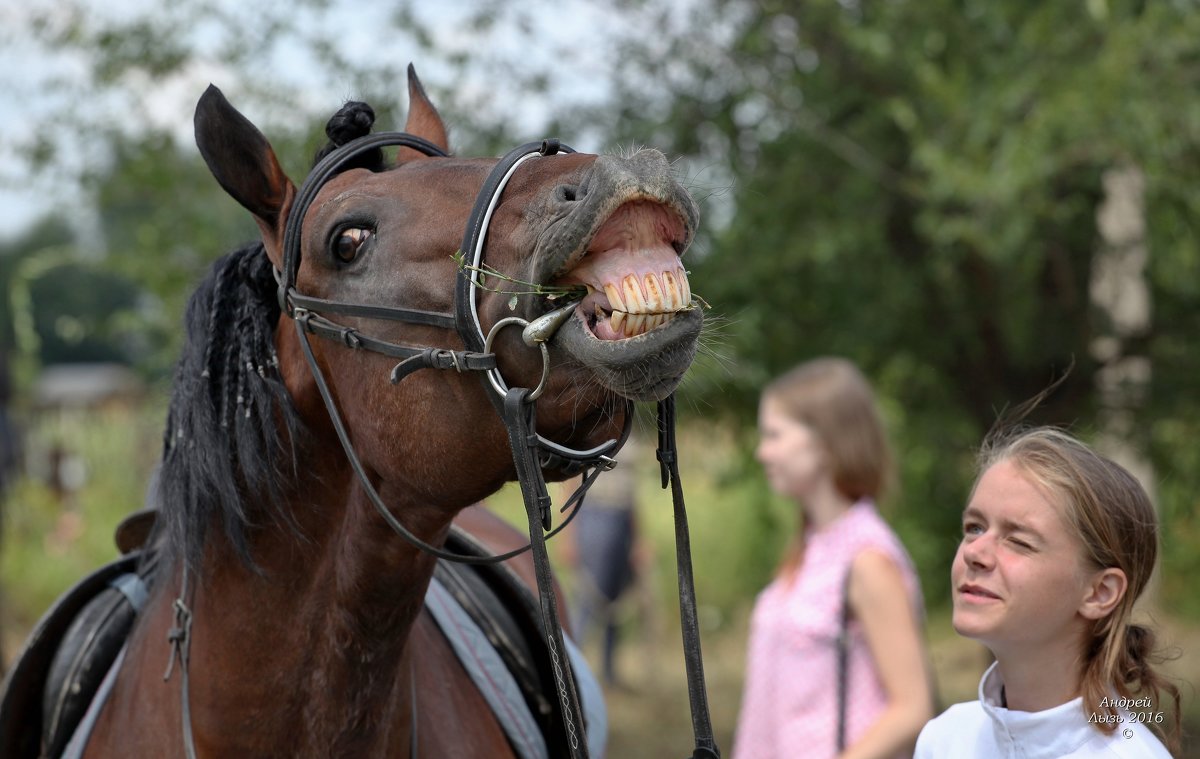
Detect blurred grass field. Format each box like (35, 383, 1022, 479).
(1, 403, 1196, 757)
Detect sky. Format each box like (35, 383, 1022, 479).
(0, 0, 690, 241)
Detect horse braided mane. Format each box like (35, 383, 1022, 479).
(159, 243, 304, 571)
(156, 101, 379, 570)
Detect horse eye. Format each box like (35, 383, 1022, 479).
(333, 227, 372, 263)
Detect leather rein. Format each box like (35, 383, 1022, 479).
(163, 132, 720, 759)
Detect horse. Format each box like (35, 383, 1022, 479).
(0, 65, 716, 758)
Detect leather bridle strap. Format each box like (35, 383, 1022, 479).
(280, 131, 448, 309)
(285, 291, 456, 330)
(502, 388, 589, 759)
(290, 309, 496, 386)
(292, 314, 592, 565)
(455, 139, 570, 357)
(657, 394, 721, 759)
(275, 133, 499, 389)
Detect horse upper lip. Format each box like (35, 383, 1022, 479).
(541, 192, 693, 285)
(532, 151, 699, 287)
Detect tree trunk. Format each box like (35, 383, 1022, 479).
(1089, 163, 1156, 598)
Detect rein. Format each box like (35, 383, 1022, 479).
(164, 131, 719, 759)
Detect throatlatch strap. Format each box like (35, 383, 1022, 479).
(657, 394, 721, 759)
(502, 388, 590, 759)
(163, 565, 198, 759)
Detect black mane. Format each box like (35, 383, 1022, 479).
(156, 98, 380, 571)
(158, 243, 303, 569)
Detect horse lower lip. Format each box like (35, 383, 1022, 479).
(554, 307, 702, 401)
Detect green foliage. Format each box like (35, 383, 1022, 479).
(581, 0, 1200, 613)
(27, 262, 142, 365)
(87, 132, 262, 376)
(1152, 415, 1200, 618)
(0, 224, 75, 356)
(1, 404, 163, 631)
(2, 2, 530, 379)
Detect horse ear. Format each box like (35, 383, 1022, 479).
(399, 64, 449, 162)
(195, 84, 296, 260)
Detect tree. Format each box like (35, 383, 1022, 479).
(580, 0, 1200, 606)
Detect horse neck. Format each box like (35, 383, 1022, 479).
(179, 465, 453, 754)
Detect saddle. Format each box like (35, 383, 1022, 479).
(0, 510, 574, 759)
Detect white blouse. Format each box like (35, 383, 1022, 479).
(916, 663, 1172, 758)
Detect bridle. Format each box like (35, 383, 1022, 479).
(164, 131, 720, 759)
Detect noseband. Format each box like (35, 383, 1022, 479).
(166, 130, 720, 759)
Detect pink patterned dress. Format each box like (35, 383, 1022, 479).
(732, 500, 922, 759)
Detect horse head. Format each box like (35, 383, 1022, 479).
(192, 66, 702, 504)
(0, 68, 713, 759)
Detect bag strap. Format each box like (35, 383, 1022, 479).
(836, 567, 852, 753)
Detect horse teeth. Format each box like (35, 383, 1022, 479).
(662, 270, 679, 311)
(643, 273, 664, 312)
(610, 310, 625, 334)
(604, 283, 626, 313)
(625, 313, 647, 336)
(682, 269, 692, 305)
(622, 275, 648, 314)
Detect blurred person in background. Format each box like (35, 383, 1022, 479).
(916, 427, 1179, 758)
(733, 357, 934, 759)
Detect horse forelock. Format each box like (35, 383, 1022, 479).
(159, 243, 304, 571)
(311, 100, 386, 173)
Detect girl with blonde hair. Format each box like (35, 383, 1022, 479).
(917, 427, 1181, 757)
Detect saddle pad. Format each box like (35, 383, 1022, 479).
(439, 526, 603, 758)
(0, 524, 606, 759)
(426, 576, 548, 759)
(425, 576, 606, 759)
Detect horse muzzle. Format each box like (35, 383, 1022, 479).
(528, 149, 703, 400)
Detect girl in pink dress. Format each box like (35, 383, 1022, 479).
(733, 358, 934, 759)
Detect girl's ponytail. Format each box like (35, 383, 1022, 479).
(1080, 616, 1181, 754)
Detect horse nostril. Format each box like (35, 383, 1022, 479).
(555, 184, 581, 203)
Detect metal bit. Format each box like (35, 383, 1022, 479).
(521, 299, 581, 346)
